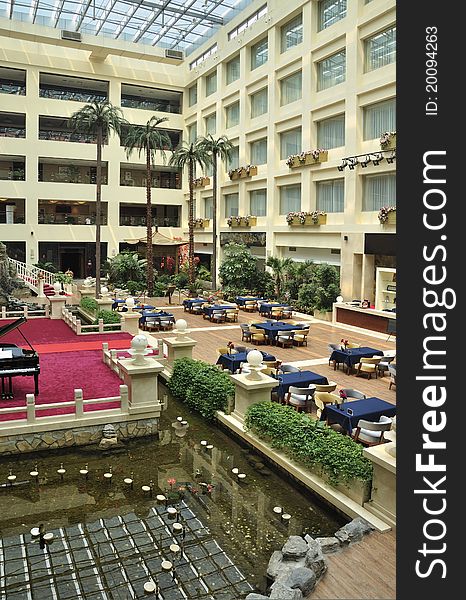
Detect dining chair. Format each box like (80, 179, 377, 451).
(225, 309, 239, 322)
(315, 381, 337, 393)
(276, 332, 294, 348)
(285, 385, 316, 412)
(339, 388, 366, 400)
(250, 328, 267, 345)
(377, 352, 396, 377)
(356, 356, 381, 379)
(347, 342, 361, 349)
(211, 310, 226, 324)
(315, 391, 341, 407)
(352, 416, 393, 446)
(328, 343, 343, 369)
(217, 347, 229, 355)
(271, 308, 283, 320)
(278, 364, 300, 373)
(388, 364, 396, 389)
(240, 324, 252, 342)
(293, 328, 309, 347)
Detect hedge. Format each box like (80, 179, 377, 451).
(80, 297, 98, 313)
(245, 402, 373, 485)
(168, 358, 235, 421)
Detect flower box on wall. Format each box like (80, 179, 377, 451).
(378, 206, 396, 225)
(193, 177, 210, 189)
(380, 132, 396, 151)
(287, 150, 329, 169)
(287, 212, 327, 226)
(227, 216, 257, 227)
(228, 165, 258, 180)
(194, 218, 210, 229)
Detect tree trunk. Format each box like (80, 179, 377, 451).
(146, 142, 154, 296)
(188, 160, 195, 285)
(211, 150, 218, 291)
(95, 127, 102, 298)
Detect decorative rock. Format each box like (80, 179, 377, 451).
(267, 551, 285, 579)
(99, 438, 118, 449)
(245, 595, 270, 600)
(314, 536, 341, 554)
(304, 538, 327, 579)
(336, 518, 373, 544)
(269, 581, 303, 599)
(102, 424, 117, 439)
(282, 536, 309, 560)
(282, 567, 317, 596)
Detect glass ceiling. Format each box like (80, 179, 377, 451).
(0, 0, 253, 54)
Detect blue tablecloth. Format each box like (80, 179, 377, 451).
(139, 311, 174, 325)
(253, 321, 306, 342)
(236, 296, 265, 306)
(329, 346, 383, 368)
(216, 351, 276, 373)
(320, 397, 396, 434)
(183, 298, 207, 309)
(274, 370, 328, 399)
(203, 304, 235, 317)
(259, 303, 290, 314)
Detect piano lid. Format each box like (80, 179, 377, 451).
(0, 316, 35, 352)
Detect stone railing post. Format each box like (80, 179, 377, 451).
(121, 311, 141, 336)
(120, 384, 129, 413)
(163, 319, 197, 373)
(49, 295, 67, 319)
(75, 389, 84, 419)
(76, 319, 82, 335)
(26, 394, 36, 424)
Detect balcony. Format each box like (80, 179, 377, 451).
(39, 116, 107, 144)
(39, 72, 108, 103)
(0, 198, 25, 224)
(39, 159, 108, 185)
(0, 156, 26, 181)
(121, 84, 182, 114)
(0, 111, 26, 138)
(120, 126, 181, 150)
(0, 67, 26, 96)
(120, 203, 181, 227)
(38, 201, 108, 225)
(120, 165, 181, 189)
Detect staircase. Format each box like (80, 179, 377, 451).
(7, 257, 55, 295)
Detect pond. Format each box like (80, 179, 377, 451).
(0, 391, 345, 598)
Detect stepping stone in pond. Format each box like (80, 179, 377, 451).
(3, 545, 23, 560)
(88, 530, 108, 544)
(121, 512, 139, 523)
(103, 516, 122, 528)
(203, 540, 222, 555)
(125, 521, 146, 535)
(195, 557, 217, 575)
(235, 579, 256, 594)
(212, 552, 233, 568)
(184, 544, 207, 560)
(203, 571, 229, 592)
(224, 565, 245, 584)
(183, 579, 209, 598)
(5, 558, 27, 576)
(86, 521, 105, 533)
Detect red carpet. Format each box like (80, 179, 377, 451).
(0, 350, 123, 422)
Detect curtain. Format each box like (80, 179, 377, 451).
(251, 89, 268, 118)
(251, 138, 267, 164)
(225, 193, 239, 216)
(251, 38, 268, 70)
(226, 102, 240, 128)
(280, 72, 302, 106)
(281, 14, 303, 52)
(280, 128, 302, 159)
(318, 0, 347, 31)
(205, 113, 216, 135)
(250, 189, 267, 216)
(280, 184, 301, 214)
(227, 57, 240, 84)
(188, 123, 197, 143)
(363, 99, 396, 139)
(227, 147, 239, 170)
(363, 173, 396, 211)
(205, 197, 213, 219)
(365, 27, 396, 71)
(206, 72, 217, 96)
(317, 115, 345, 148)
(189, 84, 197, 107)
(317, 179, 344, 212)
(318, 51, 346, 91)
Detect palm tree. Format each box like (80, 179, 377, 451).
(123, 116, 172, 296)
(266, 256, 294, 299)
(69, 101, 125, 297)
(169, 140, 211, 285)
(198, 135, 234, 291)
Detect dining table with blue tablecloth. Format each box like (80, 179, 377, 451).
(253, 321, 307, 343)
(320, 397, 396, 435)
(139, 311, 175, 327)
(203, 304, 237, 318)
(273, 370, 328, 400)
(236, 296, 265, 306)
(183, 298, 207, 310)
(329, 346, 384, 372)
(258, 303, 291, 315)
(216, 351, 276, 373)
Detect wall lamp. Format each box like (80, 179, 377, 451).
(337, 159, 347, 172)
(360, 155, 371, 168)
(347, 157, 359, 170)
(386, 151, 396, 164)
(338, 148, 396, 171)
(371, 152, 384, 166)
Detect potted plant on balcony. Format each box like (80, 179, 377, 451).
(194, 217, 210, 228)
(380, 131, 396, 150)
(286, 211, 327, 225)
(193, 176, 210, 188)
(286, 149, 328, 168)
(378, 206, 396, 225)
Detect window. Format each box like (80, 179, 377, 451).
(205, 71, 217, 96)
(188, 122, 197, 143)
(280, 184, 301, 214)
(317, 114, 345, 148)
(250, 88, 268, 118)
(280, 71, 302, 106)
(317, 51, 346, 90)
(229, 5, 268, 40)
(363, 173, 396, 211)
(205, 113, 216, 135)
(226, 102, 240, 128)
(192, 199, 197, 219)
(316, 179, 344, 212)
(251, 37, 268, 70)
(227, 146, 239, 170)
(225, 193, 239, 217)
(365, 26, 396, 71)
(189, 44, 218, 70)
(205, 161, 213, 177)
(226, 56, 240, 84)
(188, 84, 197, 107)
(363, 98, 396, 140)
(280, 128, 302, 160)
(318, 0, 347, 31)
(250, 189, 267, 216)
(250, 138, 267, 165)
(281, 14, 303, 53)
(205, 197, 214, 219)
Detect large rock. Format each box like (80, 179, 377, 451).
(305, 538, 327, 579)
(335, 518, 373, 544)
(315, 536, 341, 554)
(98, 437, 118, 449)
(269, 582, 303, 599)
(282, 536, 309, 559)
(267, 551, 284, 579)
(245, 595, 269, 600)
(282, 567, 317, 596)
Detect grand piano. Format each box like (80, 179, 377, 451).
(0, 316, 40, 398)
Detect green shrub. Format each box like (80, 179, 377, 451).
(197, 265, 212, 282)
(174, 272, 189, 289)
(153, 282, 167, 297)
(80, 297, 98, 314)
(168, 358, 235, 421)
(126, 280, 145, 295)
(245, 402, 372, 485)
(94, 309, 121, 325)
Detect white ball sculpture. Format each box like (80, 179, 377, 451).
(246, 349, 264, 380)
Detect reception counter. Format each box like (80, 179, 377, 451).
(333, 303, 396, 335)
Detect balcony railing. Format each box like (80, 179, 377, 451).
(39, 172, 108, 184)
(120, 174, 181, 189)
(39, 130, 105, 144)
(0, 214, 25, 224)
(0, 81, 26, 95)
(39, 87, 107, 103)
(0, 127, 26, 138)
(119, 216, 180, 227)
(121, 97, 181, 114)
(38, 214, 108, 225)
